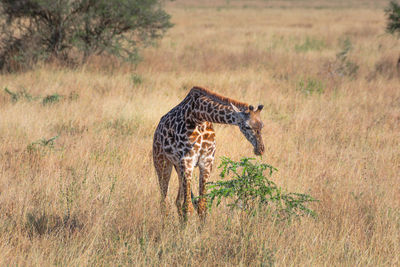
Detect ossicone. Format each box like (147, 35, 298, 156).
(230, 103, 241, 113)
(257, 105, 264, 111)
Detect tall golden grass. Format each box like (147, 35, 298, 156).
(0, 0, 399, 265)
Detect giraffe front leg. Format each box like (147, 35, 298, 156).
(198, 157, 213, 221)
(174, 165, 184, 218)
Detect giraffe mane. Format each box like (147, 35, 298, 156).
(190, 86, 249, 111)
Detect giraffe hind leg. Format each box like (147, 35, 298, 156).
(175, 164, 195, 221)
(154, 154, 173, 216)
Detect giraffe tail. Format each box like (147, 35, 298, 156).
(191, 191, 199, 210)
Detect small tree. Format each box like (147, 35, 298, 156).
(0, 0, 172, 71)
(385, 1, 400, 71)
(205, 157, 317, 221)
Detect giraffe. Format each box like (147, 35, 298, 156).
(152, 86, 265, 221)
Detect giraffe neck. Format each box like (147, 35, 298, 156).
(187, 87, 249, 125)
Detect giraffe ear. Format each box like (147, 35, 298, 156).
(230, 103, 241, 113)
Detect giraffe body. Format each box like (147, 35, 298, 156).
(153, 87, 265, 220)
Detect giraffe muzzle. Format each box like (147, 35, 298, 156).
(254, 148, 264, 156)
(254, 139, 265, 156)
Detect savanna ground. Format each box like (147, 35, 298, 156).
(1, 0, 400, 265)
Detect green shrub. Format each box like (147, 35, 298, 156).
(4, 87, 67, 105)
(131, 73, 143, 86)
(385, 1, 400, 37)
(336, 38, 359, 78)
(385, 1, 400, 72)
(205, 157, 317, 221)
(4, 87, 34, 102)
(27, 135, 59, 153)
(0, 0, 172, 71)
(42, 93, 62, 105)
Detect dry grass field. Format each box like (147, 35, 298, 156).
(1, 0, 399, 265)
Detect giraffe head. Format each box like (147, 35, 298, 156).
(231, 104, 265, 156)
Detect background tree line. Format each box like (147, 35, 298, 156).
(0, 0, 399, 72)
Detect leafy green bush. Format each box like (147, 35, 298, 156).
(131, 73, 143, 86)
(27, 135, 59, 153)
(4, 87, 67, 105)
(385, 1, 400, 72)
(0, 0, 172, 71)
(205, 157, 317, 221)
(42, 93, 62, 105)
(385, 1, 400, 37)
(4, 87, 34, 102)
(335, 38, 359, 78)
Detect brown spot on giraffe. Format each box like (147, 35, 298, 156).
(152, 86, 265, 222)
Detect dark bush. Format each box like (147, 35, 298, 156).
(385, 1, 400, 37)
(0, 0, 172, 71)
(385, 1, 400, 72)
